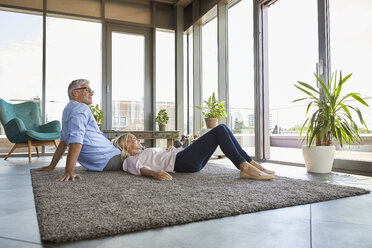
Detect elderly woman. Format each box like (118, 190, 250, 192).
(113, 124, 275, 181)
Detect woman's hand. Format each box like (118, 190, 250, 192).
(166, 146, 176, 152)
(154, 170, 172, 181)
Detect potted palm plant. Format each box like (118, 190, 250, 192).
(195, 92, 227, 128)
(293, 71, 369, 173)
(155, 109, 169, 131)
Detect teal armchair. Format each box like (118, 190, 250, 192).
(0, 99, 61, 162)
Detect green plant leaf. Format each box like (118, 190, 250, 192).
(354, 107, 367, 127)
(294, 85, 317, 99)
(195, 92, 227, 119)
(340, 72, 352, 87)
(339, 103, 351, 117)
(294, 70, 369, 147)
(314, 73, 330, 99)
(90, 104, 104, 124)
(299, 117, 309, 139)
(350, 94, 369, 107)
(331, 72, 336, 95)
(336, 127, 343, 147)
(292, 97, 309, 103)
(155, 109, 169, 125)
(297, 81, 319, 94)
(305, 102, 315, 116)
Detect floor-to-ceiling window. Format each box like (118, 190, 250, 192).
(0, 10, 42, 155)
(329, 0, 372, 162)
(184, 31, 194, 136)
(188, 33, 194, 135)
(155, 29, 175, 146)
(183, 33, 188, 134)
(268, 0, 318, 163)
(155, 30, 175, 130)
(202, 9, 218, 127)
(228, 0, 255, 156)
(111, 31, 144, 131)
(45, 16, 101, 153)
(46, 16, 102, 124)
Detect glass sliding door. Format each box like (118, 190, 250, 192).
(330, 0, 372, 162)
(268, 0, 318, 164)
(155, 30, 175, 147)
(228, 0, 255, 156)
(111, 32, 144, 131)
(202, 16, 218, 102)
(155, 30, 175, 132)
(106, 25, 152, 131)
(186, 32, 194, 136)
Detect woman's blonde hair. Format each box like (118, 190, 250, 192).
(112, 133, 131, 161)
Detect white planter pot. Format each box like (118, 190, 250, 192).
(301, 145, 335, 173)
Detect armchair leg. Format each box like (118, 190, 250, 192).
(4, 140, 58, 161)
(27, 140, 32, 162)
(35, 146, 40, 157)
(4, 144, 18, 160)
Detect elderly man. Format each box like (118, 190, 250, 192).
(33, 79, 122, 181)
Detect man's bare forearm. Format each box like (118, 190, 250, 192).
(49, 141, 67, 169)
(65, 143, 82, 174)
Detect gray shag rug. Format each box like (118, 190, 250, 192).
(31, 165, 369, 243)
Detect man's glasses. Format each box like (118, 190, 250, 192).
(74, 87, 94, 94)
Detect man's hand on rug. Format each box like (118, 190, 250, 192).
(154, 170, 172, 181)
(57, 172, 82, 182)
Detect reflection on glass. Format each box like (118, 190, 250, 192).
(330, 0, 372, 161)
(112, 32, 144, 131)
(268, 0, 318, 163)
(0, 10, 42, 154)
(46, 17, 102, 124)
(202, 17, 218, 102)
(228, 0, 255, 156)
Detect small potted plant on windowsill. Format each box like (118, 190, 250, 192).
(195, 92, 227, 128)
(155, 109, 169, 131)
(293, 71, 369, 173)
(90, 104, 104, 130)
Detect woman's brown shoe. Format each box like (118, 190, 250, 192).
(240, 170, 274, 180)
(261, 168, 275, 175)
(239, 163, 274, 180)
(250, 161, 275, 175)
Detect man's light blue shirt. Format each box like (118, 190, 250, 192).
(60, 100, 120, 171)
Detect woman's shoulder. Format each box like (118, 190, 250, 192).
(147, 147, 163, 152)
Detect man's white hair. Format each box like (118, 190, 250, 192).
(67, 79, 90, 100)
